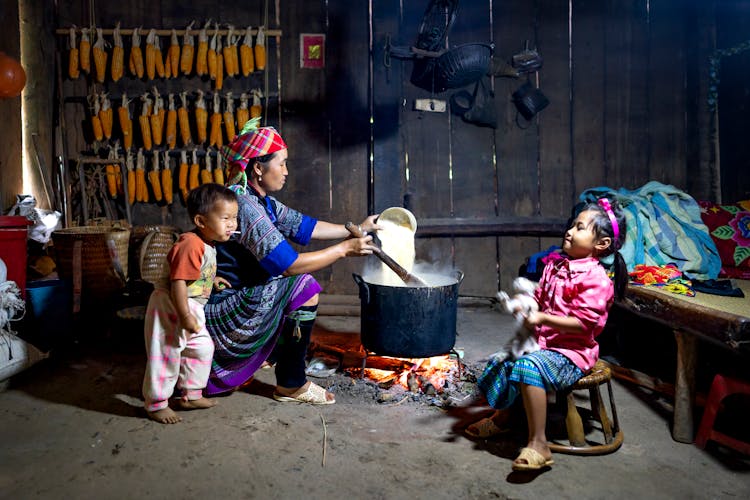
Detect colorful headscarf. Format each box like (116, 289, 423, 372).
(221, 117, 287, 193)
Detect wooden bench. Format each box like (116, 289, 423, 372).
(612, 280, 750, 443)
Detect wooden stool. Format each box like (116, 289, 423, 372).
(548, 360, 624, 455)
(694, 373, 750, 455)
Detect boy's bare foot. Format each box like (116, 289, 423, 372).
(177, 397, 217, 410)
(147, 407, 182, 424)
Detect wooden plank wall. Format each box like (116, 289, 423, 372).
(32, 0, 741, 296)
(0, 1, 22, 212)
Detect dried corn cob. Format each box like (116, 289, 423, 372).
(161, 151, 173, 204)
(111, 22, 124, 82)
(214, 149, 225, 185)
(207, 23, 218, 80)
(209, 92, 223, 147)
(166, 93, 177, 150)
(195, 90, 208, 145)
(106, 144, 118, 198)
(90, 93, 104, 142)
(168, 29, 180, 78)
(178, 150, 189, 201)
(93, 28, 108, 83)
(189, 150, 200, 190)
(145, 29, 157, 80)
(114, 145, 123, 195)
(139, 94, 153, 150)
(118, 93, 133, 149)
(149, 152, 163, 202)
(222, 25, 237, 77)
(202, 151, 214, 185)
(254, 26, 266, 71)
(154, 32, 166, 78)
(99, 93, 113, 139)
(150, 88, 164, 146)
(195, 20, 210, 76)
(223, 92, 236, 141)
(68, 27, 80, 79)
(240, 26, 254, 76)
(236, 92, 250, 131)
(180, 21, 195, 75)
(79, 27, 91, 74)
(250, 89, 263, 119)
(129, 27, 144, 78)
(215, 46, 224, 90)
(126, 150, 136, 205)
(178, 91, 192, 146)
(136, 148, 148, 202)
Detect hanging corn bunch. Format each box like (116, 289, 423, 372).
(207, 23, 218, 81)
(148, 152, 163, 202)
(240, 26, 254, 76)
(79, 27, 91, 74)
(178, 150, 189, 202)
(167, 29, 180, 78)
(215, 35, 224, 90)
(178, 91, 192, 146)
(139, 94, 153, 150)
(129, 27, 144, 78)
(89, 93, 104, 142)
(195, 90, 208, 145)
(223, 92, 236, 141)
(214, 148, 225, 185)
(222, 25, 238, 77)
(136, 148, 148, 202)
(68, 27, 79, 79)
(111, 22, 124, 82)
(150, 88, 164, 146)
(99, 93, 113, 140)
(126, 150, 136, 205)
(250, 89, 263, 119)
(166, 93, 177, 149)
(93, 28, 108, 83)
(106, 144, 118, 198)
(161, 151, 173, 204)
(180, 21, 195, 75)
(195, 20, 210, 76)
(118, 93, 133, 149)
(254, 26, 266, 71)
(202, 150, 214, 185)
(209, 92, 223, 147)
(236, 92, 250, 131)
(189, 150, 200, 190)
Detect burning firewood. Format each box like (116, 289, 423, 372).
(407, 372, 419, 393)
(365, 357, 415, 372)
(418, 375, 437, 396)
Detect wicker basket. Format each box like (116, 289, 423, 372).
(52, 226, 131, 300)
(136, 226, 180, 288)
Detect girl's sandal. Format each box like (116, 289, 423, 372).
(511, 447, 554, 471)
(465, 417, 510, 438)
(273, 382, 335, 405)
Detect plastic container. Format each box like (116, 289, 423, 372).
(0, 216, 31, 298)
(24, 279, 72, 351)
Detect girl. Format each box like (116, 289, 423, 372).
(466, 198, 627, 471)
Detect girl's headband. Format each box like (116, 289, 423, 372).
(597, 198, 620, 244)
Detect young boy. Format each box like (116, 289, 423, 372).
(142, 183, 238, 424)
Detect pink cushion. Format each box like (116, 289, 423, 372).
(698, 200, 750, 279)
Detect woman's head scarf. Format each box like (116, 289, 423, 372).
(221, 117, 287, 194)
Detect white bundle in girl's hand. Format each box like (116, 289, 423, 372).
(490, 277, 540, 363)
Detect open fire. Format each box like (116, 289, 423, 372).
(350, 354, 460, 394)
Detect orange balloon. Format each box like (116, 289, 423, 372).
(0, 51, 27, 98)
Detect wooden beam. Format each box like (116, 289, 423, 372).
(416, 216, 567, 237)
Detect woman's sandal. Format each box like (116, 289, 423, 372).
(465, 417, 510, 438)
(511, 447, 554, 471)
(273, 382, 335, 405)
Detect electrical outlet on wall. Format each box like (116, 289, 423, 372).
(414, 99, 446, 112)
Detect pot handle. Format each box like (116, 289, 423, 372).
(453, 270, 465, 285)
(352, 273, 370, 304)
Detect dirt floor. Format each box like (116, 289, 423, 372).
(1, 298, 749, 499)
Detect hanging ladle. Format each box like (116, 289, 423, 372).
(345, 221, 427, 286)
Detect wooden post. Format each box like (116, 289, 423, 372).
(673, 330, 697, 443)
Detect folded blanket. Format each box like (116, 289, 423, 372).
(580, 181, 721, 280)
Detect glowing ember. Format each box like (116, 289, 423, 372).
(359, 355, 456, 391)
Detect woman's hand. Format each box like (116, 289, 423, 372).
(359, 214, 381, 235)
(213, 276, 232, 291)
(342, 234, 375, 257)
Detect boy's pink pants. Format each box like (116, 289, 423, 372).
(142, 289, 214, 412)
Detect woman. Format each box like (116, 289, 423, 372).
(204, 119, 378, 404)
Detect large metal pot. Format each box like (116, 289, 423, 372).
(353, 270, 464, 358)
